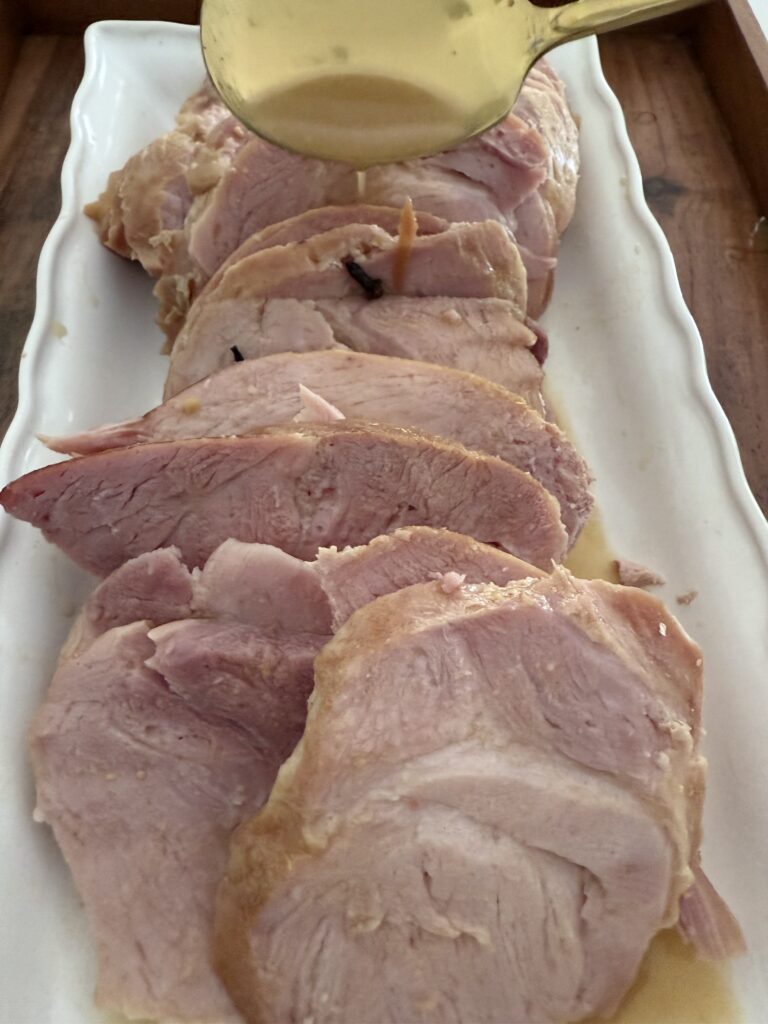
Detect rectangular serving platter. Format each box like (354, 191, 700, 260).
(0, 21, 766, 1023)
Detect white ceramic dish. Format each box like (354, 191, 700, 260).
(0, 21, 766, 1023)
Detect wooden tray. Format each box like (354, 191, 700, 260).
(0, 0, 766, 512)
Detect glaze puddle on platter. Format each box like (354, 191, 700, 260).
(99, 931, 740, 1024)
(600, 930, 740, 1024)
(564, 508, 741, 1021)
(554, 392, 619, 585)
(563, 511, 618, 582)
(566, 517, 743, 1023)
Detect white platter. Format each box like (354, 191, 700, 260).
(1, 20, 767, 1024)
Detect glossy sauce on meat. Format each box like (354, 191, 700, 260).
(564, 512, 619, 583)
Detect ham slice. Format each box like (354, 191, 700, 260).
(214, 570, 707, 1023)
(47, 350, 591, 540)
(164, 293, 543, 407)
(66, 528, 544, 657)
(315, 526, 544, 629)
(84, 83, 246, 278)
(157, 204, 448, 345)
(181, 68, 577, 319)
(31, 528, 546, 1021)
(165, 217, 529, 392)
(1, 422, 567, 575)
(86, 60, 578, 342)
(62, 540, 332, 661)
(33, 536, 739, 1022)
(31, 616, 321, 1022)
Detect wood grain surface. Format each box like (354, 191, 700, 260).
(0, 35, 84, 445)
(695, 0, 768, 215)
(26, 1, 200, 35)
(0, 26, 766, 515)
(0, 2, 20, 102)
(600, 28, 768, 514)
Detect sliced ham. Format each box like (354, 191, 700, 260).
(87, 61, 578, 338)
(503, 62, 580, 314)
(63, 540, 331, 661)
(316, 526, 544, 629)
(177, 218, 527, 336)
(33, 540, 733, 1023)
(210, 204, 448, 283)
(214, 570, 706, 1023)
(61, 547, 194, 661)
(182, 68, 576, 318)
(361, 114, 554, 314)
(157, 203, 447, 343)
(184, 107, 546, 281)
(164, 293, 543, 408)
(193, 538, 331, 633)
(513, 61, 580, 237)
(66, 528, 544, 658)
(165, 218, 529, 397)
(31, 528, 547, 1021)
(163, 205, 447, 343)
(84, 83, 246, 278)
(235, 219, 518, 300)
(183, 110, 542, 285)
(30, 615, 321, 1022)
(1, 422, 567, 576)
(49, 351, 590, 540)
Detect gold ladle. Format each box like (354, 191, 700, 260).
(201, 0, 703, 167)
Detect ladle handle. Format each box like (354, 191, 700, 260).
(531, 0, 707, 51)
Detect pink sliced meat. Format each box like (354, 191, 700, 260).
(315, 525, 545, 629)
(214, 571, 708, 1024)
(159, 204, 447, 343)
(164, 294, 543, 408)
(50, 350, 590, 540)
(1, 422, 567, 575)
(87, 60, 579, 339)
(30, 616, 322, 1022)
(63, 540, 332, 661)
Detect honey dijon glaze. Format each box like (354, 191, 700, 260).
(564, 511, 619, 582)
(240, 73, 473, 168)
(201, 0, 530, 167)
(201, 0, 705, 166)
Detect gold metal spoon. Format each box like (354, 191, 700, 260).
(201, 0, 703, 167)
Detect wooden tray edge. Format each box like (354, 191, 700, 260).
(695, 0, 768, 213)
